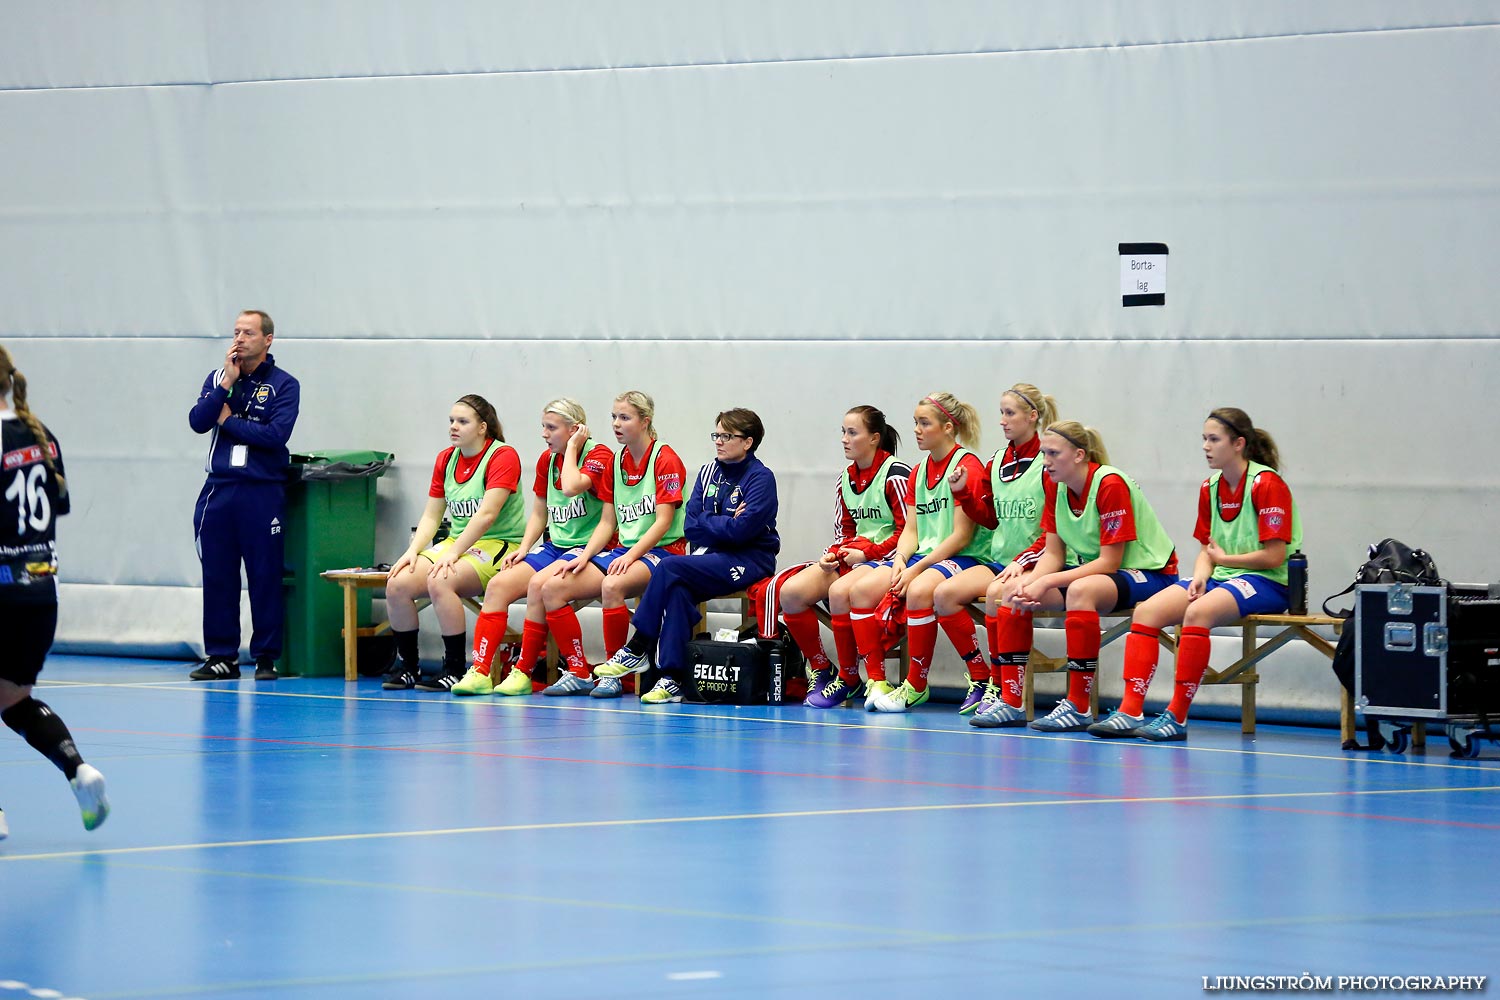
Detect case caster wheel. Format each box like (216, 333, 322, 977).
(1447, 725, 1482, 759)
(1380, 721, 1410, 754)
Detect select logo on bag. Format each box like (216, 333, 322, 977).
(270, 517, 281, 536)
(693, 659, 746, 696)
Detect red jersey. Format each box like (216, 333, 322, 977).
(531, 443, 615, 503)
(827, 450, 911, 561)
(1194, 468, 1295, 546)
(427, 441, 521, 499)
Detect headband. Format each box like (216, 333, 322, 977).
(1005, 386, 1041, 414)
(1048, 425, 1088, 451)
(922, 395, 959, 426)
(1211, 413, 1248, 440)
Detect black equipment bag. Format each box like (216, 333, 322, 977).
(1322, 538, 1442, 618)
(683, 625, 787, 705)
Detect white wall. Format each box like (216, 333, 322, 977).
(4, 3, 1498, 714)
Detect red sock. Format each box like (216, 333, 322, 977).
(995, 608, 1033, 707)
(937, 610, 986, 682)
(1167, 625, 1212, 722)
(1119, 625, 1162, 717)
(983, 612, 1001, 663)
(831, 612, 858, 681)
(1064, 610, 1101, 709)
(783, 608, 832, 673)
(545, 606, 590, 678)
(514, 618, 548, 676)
(850, 607, 887, 682)
(470, 611, 509, 676)
(905, 612, 937, 691)
(601, 605, 631, 658)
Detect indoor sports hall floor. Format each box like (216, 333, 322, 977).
(3, 655, 1498, 1000)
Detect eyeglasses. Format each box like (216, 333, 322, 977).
(709, 432, 747, 443)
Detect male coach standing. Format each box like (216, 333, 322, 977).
(186, 310, 300, 681)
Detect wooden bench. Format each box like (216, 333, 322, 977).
(321, 569, 514, 682)
(959, 607, 1369, 734)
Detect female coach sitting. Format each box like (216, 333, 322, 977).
(595, 408, 780, 704)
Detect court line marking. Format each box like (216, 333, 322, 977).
(67, 677, 1500, 773)
(63, 903, 1500, 1000)
(69, 857, 946, 940)
(55, 725, 1500, 826)
(5, 783, 1497, 863)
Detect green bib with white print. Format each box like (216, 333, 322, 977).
(1053, 465, 1174, 570)
(545, 440, 607, 548)
(1209, 461, 1301, 584)
(913, 448, 993, 560)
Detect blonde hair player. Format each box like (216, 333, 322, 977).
(929, 383, 1060, 724)
(1087, 408, 1299, 741)
(0, 344, 109, 839)
(510, 391, 689, 699)
(1002, 421, 1179, 732)
(381, 394, 524, 691)
(453, 398, 615, 696)
(846, 392, 990, 713)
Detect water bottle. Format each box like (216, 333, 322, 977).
(1287, 550, 1308, 615)
(766, 648, 784, 705)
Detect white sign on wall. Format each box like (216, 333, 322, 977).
(1119, 243, 1168, 306)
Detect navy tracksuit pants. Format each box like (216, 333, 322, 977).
(633, 550, 775, 676)
(194, 481, 285, 661)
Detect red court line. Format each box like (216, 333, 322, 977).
(1187, 799, 1500, 831)
(78, 725, 1500, 830)
(81, 725, 1124, 798)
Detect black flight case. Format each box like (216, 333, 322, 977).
(1355, 582, 1500, 757)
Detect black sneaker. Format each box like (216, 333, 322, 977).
(190, 656, 241, 681)
(382, 667, 418, 690)
(414, 670, 464, 692)
(254, 658, 278, 681)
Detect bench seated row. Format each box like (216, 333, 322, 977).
(324, 570, 1382, 743)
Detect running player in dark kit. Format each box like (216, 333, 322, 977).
(0, 344, 109, 839)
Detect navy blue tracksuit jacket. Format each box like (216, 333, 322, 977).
(634, 454, 779, 675)
(187, 354, 300, 660)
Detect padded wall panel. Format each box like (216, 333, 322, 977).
(5, 7, 1498, 714)
(6, 2, 1496, 89)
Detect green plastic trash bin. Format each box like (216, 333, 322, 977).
(281, 450, 394, 677)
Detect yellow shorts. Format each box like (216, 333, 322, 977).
(419, 537, 516, 588)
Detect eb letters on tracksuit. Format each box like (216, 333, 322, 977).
(187, 354, 301, 662)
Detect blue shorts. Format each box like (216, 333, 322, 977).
(1059, 566, 1177, 611)
(869, 555, 983, 579)
(1174, 574, 1289, 617)
(589, 546, 677, 574)
(1106, 568, 1178, 610)
(522, 540, 585, 572)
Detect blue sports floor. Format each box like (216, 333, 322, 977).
(3, 655, 1499, 999)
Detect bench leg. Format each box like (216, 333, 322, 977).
(1340, 688, 1356, 744)
(341, 582, 360, 682)
(1241, 679, 1256, 735)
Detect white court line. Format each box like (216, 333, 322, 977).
(74, 677, 1500, 773)
(4, 783, 1497, 864)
